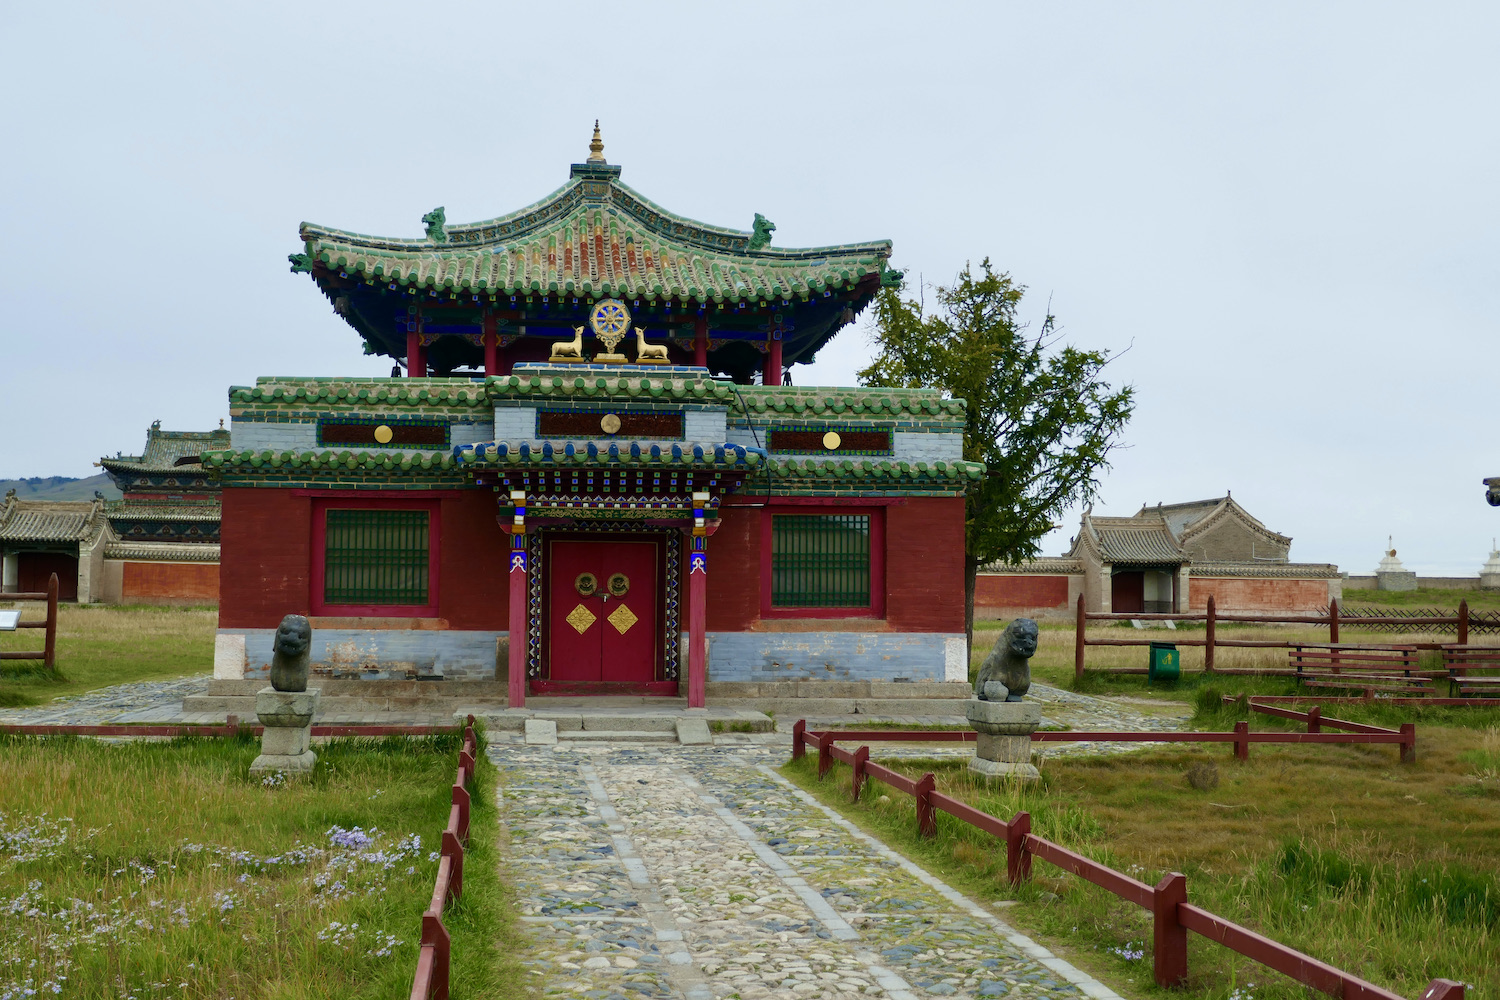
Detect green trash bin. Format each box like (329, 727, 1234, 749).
(1148, 642, 1180, 682)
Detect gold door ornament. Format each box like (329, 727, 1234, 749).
(607, 603, 639, 634)
(606, 573, 630, 597)
(565, 603, 597, 634)
(575, 572, 598, 597)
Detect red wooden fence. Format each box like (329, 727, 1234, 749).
(410, 715, 477, 1000)
(0, 573, 58, 668)
(790, 720, 1459, 999)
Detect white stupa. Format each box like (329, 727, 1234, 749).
(1375, 536, 1417, 591)
(1480, 540, 1500, 590)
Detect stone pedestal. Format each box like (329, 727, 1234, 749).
(965, 699, 1041, 782)
(250, 687, 320, 775)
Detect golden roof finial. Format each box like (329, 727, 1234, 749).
(587, 120, 605, 164)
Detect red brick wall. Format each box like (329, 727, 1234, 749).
(1188, 577, 1330, 613)
(705, 506, 761, 631)
(221, 489, 510, 630)
(123, 562, 219, 601)
(974, 574, 1070, 609)
(219, 488, 312, 628)
(886, 497, 966, 632)
(437, 492, 507, 629)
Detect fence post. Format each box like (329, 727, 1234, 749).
(1075, 594, 1086, 680)
(851, 745, 869, 802)
(1329, 596, 1339, 645)
(1400, 723, 1417, 764)
(1419, 979, 1467, 1000)
(421, 910, 451, 1000)
(1006, 811, 1032, 884)
(915, 772, 936, 838)
(1306, 706, 1321, 733)
(1459, 599, 1469, 646)
(1204, 595, 1216, 673)
(442, 829, 464, 902)
(452, 783, 471, 842)
(1233, 720, 1249, 761)
(792, 719, 806, 760)
(44, 573, 58, 669)
(1152, 872, 1189, 987)
(818, 733, 834, 779)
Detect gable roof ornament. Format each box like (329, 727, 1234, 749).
(587, 120, 606, 164)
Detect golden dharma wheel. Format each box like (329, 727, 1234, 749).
(374, 424, 394, 444)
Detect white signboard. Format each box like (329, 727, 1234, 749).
(0, 610, 20, 631)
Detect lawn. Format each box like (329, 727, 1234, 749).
(0, 605, 215, 707)
(784, 723, 1500, 1000)
(0, 730, 523, 1000)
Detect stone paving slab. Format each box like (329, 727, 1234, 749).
(492, 739, 1125, 1000)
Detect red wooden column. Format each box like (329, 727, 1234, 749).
(507, 490, 527, 708)
(693, 317, 709, 368)
(764, 335, 783, 386)
(687, 491, 709, 708)
(482, 312, 499, 376)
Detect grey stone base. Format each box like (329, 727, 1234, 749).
(250, 751, 317, 774)
(967, 757, 1040, 781)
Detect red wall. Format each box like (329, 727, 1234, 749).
(124, 562, 219, 601)
(1188, 577, 1330, 613)
(886, 497, 965, 632)
(975, 574, 1070, 609)
(219, 488, 507, 629)
(705, 506, 761, 631)
(707, 496, 965, 633)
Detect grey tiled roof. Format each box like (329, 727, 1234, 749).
(1088, 518, 1185, 563)
(103, 541, 220, 562)
(0, 499, 106, 542)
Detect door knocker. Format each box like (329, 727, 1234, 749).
(575, 572, 598, 597)
(606, 573, 630, 598)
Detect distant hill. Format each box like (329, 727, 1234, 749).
(0, 474, 122, 501)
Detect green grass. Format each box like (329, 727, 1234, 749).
(1341, 587, 1500, 610)
(0, 729, 526, 999)
(784, 730, 1500, 1000)
(0, 605, 215, 706)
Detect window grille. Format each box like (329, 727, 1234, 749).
(324, 509, 430, 606)
(771, 514, 871, 607)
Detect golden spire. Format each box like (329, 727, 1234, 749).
(587, 120, 605, 164)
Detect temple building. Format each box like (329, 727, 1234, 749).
(208, 131, 979, 708)
(0, 493, 112, 601)
(976, 495, 1341, 616)
(97, 421, 227, 604)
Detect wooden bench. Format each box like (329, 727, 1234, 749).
(1289, 645, 1441, 698)
(1440, 646, 1500, 697)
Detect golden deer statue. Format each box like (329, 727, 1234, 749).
(634, 327, 669, 364)
(550, 326, 585, 362)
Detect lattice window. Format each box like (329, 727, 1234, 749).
(323, 509, 430, 606)
(771, 514, 871, 608)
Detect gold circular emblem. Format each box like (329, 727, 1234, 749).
(606, 573, 630, 598)
(575, 573, 598, 597)
(374, 424, 394, 444)
(822, 431, 842, 451)
(600, 413, 622, 435)
(589, 299, 631, 337)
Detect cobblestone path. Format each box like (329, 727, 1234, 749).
(494, 741, 1122, 1000)
(0, 675, 212, 725)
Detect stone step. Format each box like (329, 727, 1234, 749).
(476, 709, 772, 733)
(556, 730, 679, 743)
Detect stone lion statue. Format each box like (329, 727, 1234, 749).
(749, 213, 776, 250)
(270, 615, 312, 693)
(974, 618, 1038, 702)
(422, 206, 447, 243)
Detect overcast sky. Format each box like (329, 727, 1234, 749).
(2, 2, 1496, 575)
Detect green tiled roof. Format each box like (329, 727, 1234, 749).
(106, 500, 221, 521)
(202, 450, 462, 474)
(102, 425, 231, 472)
(768, 457, 984, 484)
(297, 166, 894, 306)
(454, 440, 763, 469)
(227, 375, 966, 422)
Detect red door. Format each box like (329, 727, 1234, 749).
(1111, 571, 1144, 614)
(548, 539, 659, 685)
(19, 552, 77, 601)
